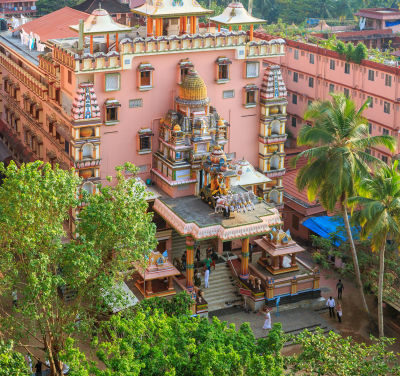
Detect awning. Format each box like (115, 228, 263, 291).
(302, 216, 360, 246)
(102, 281, 139, 314)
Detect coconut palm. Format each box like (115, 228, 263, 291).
(349, 161, 400, 337)
(292, 93, 396, 315)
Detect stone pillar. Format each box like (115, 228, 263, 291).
(186, 236, 195, 291)
(266, 278, 274, 299)
(146, 279, 153, 295)
(240, 237, 249, 280)
(290, 276, 297, 295)
(273, 256, 279, 270)
(168, 276, 174, 290)
(313, 269, 320, 290)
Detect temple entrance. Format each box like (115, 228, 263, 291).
(157, 240, 167, 253)
(223, 241, 232, 253)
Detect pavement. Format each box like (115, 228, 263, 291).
(210, 306, 336, 339)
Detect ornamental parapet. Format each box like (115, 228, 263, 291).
(0, 52, 48, 99)
(74, 158, 101, 169)
(264, 168, 286, 178)
(53, 32, 285, 73)
(259, 134, 288, 144)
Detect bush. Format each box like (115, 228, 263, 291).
(335, 41, 346, 55)
(353, 43, 368, 63)
(135, 291, 193, 316)
(345, 42, 355, 61)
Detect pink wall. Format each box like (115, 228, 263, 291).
(268, 40, 400, 160)
(89, 51, 265, 182)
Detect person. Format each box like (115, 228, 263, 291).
(194, 270, 201, 287)
(35, 360, 42, 376)
(203, 256, 212, 271)
(206, 247, 211, 259)
(326, 296, 336, 318)
(336, 303, 342, 323)
(195, 247, 201, 264)
(262, 308, 272, 332)
(12, 290, 17, 307)
(25, 354, 32, 372)
(336, 279, 344, 300)
(204, 267, 210, 288)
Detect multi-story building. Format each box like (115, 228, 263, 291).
(0, 0, 36, 17)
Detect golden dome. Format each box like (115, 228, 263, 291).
(177, 70, 209, 105)
(217, 118, 225, 126)
(173, 124, 181, 132)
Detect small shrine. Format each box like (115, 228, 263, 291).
(209, 1, 265, 39)
(255, 228, 304, 275)
(134, 251, 181, 298)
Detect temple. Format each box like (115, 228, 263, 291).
(0, 0, 323, 314)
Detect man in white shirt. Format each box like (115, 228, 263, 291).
(326, 296, 335, 318)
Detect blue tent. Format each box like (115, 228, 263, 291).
(302, 216, 361, 246)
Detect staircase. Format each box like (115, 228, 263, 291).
(171, 230, 214, 261)
(202, 262, 241, 312)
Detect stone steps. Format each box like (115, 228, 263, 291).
(171, 230, 214, 261)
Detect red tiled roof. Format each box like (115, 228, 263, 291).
(355, 8, 400, 20)
(17, 7, 89, 42)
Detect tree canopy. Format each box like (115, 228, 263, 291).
(0, 161, 156, 375)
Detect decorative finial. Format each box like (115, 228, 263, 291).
(99, 1, 102, 9)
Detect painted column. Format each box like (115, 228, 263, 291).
(90, 35, 93, 54)
(240, 237, 249, 280)
(218, 24, 221, 32)
(159, 18, 163, 36)
(186, 236, 195, 291)
(115, 33, 119, 51)
(229, 25, 232, 31)
(147, 17, 153, 36)
(106, 33, 110, 49)
(238, 25, 242, 31)
(250, 24, 254, 40)
(183, 16, 187, 33)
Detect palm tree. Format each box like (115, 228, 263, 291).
(292, 94, 396, 315)
(349, 161, 400, 337)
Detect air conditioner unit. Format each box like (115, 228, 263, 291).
(235, 46, 246, 60)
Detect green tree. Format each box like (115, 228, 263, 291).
(36, 0, 82, 15)
(286, 328, 400, 375)
(353, 42, 368, 64)
(292, 94, 396, 315)
(0, 161, 156, 376)
(345, 41, 355, 61)
(0, 341, 30, 376)
(335, 40, 346, 55)
(349, 161, 400, 337)
(64, 311, 285, 376)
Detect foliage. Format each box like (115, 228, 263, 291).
(353, 43, 368, 64)
(345, 42, 355, 62)
(0, 341, 30, 376)
(86, 312, 285, 376)
(349, 161, 400, 337)
(335, 40, 346, 55)
(0, 161, 156, 375)
(285, 328, 400, 375)
(135, 291, 193, 316)
(36, 0, 82, 15)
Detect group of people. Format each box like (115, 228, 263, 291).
(24, 356, 70, 376)
(326, 279, 344, 323)
(188, 246, 219, 289)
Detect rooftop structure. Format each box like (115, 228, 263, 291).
(0, 0, 36, 17)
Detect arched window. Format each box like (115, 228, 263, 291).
(269, 190, 279, 204)
(271, 120, 280, 135)
(270, 155, 280, 170)
(82, 143, 93, 159)
(82, 182, 94, 194)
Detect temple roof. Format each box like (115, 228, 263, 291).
(73, 0, 136, 14)
(70, 8, 132, 35)
(132, 0, 213, 18)
(230, 159, 270, 187)
(176, 70, 209, 106)
(210, 1, 265, 26)
(260, 64, 287, 102)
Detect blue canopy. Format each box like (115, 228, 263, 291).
(302, 216, 360, 246)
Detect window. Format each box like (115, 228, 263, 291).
(246, 90, 256, 105)
(82, 182, 94, 195)
(246, 61, 259, 78)
(64, 140, 69, 154)
(216, 57, 231, 82)
(329, 59, 335, 70)
(291, 116, 297, 128)
(344, 88, 349, 97)
(138, 129, 153, 154)
(329, 83, 334, 92)
(368, 123, 372, 134)
(138, 63, 154, 89)
(292, 214, 299, 231)
(223, 90, 234, 99)
(385, 74, 392, 87)
(292, 94, 297, 104)
(67, 70, 72, 84)
(368, 70, 374, 81)
(105, 99, 121, 124)
(368, 96, 373, 108)
(382, 155, 388, 163)
(383, 128, 389, 135)
(294, 49, 299, 59)
(308, 77, 314, 88)
(384, 101, 391, 114)
(309, 54, 314, 64)
(293, 72, 298, 82)
(344, 63, 350, 74)
(129, 99, 143, 108)
(105, 73, 120, 92)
